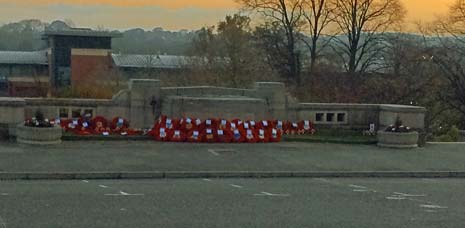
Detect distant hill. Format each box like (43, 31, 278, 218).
(112, 27, 196, 55)
(0, 20, 196, 55)
(0, 19, 449, 56)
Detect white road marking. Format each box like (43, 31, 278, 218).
(425, 210, 437, 213)
(203, 178, 212, 182)
(386, 196, 406, 200)
(105, 191, 144, 196)
(254, 191, 290, 197)
(99, 185, 109, 188)
(120, 208, 127, 211)
(394, 192, 426, 197)
(349, 185, 367, 189)
(352, 189, 369, 192)
(208, 149, 236, 156)
(207, 149, 220, 156)
(420, 204, 448, 209)
(82, 180, 89, 183)
(230, 184, 243, 189)
(0, 193, 8, 196)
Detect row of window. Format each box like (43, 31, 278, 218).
(315, 112, 347, 123)
(59, 108, 94, 119)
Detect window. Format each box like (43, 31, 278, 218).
(326, 113, 335, 122)
(316, 113, 325, 122)
(59, 108, 69, 118)
(71, 109, 82, 118)
(337, 113, 346, 122)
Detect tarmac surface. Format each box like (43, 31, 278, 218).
(0, 141, 464, 173)
(0, 178, 464, 227)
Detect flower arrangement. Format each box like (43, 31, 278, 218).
(385, 117, 412, 133)
(24, 110, 54, 128)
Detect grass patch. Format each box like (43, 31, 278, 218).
(284, 129, 377, 144)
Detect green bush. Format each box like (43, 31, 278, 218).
(434, 126, 460, 142)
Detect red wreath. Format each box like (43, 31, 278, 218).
(186, 130, 203, 143)
(169, 129, 186, 142)
(268, 128, 282, 143)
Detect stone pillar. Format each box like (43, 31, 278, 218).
(129, 79, 161, 129)
(254, 82, 287, 119)
(0, 98, 26, 138)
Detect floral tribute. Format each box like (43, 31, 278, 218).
(385, 117, 412, 133)
(147, 116, 316, 143)
(32, 115, 316, 143)
(24, 111, 54, 128)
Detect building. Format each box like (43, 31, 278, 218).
(111, 54, 188, 80)
(0, 21, 194, 97)
(43, 21, 121, 89)
(0, 51, 49, 97)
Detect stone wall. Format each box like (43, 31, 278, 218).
(296, 103, 379, 130)
(0, 79, 427, 138)
(162, 96, 266, 120)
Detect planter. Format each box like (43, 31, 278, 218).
(16, 124, 62, 145)
(377, 131, 419, 149)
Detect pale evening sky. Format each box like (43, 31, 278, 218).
(0, 0, 455, 31)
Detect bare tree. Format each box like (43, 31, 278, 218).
(238, 0, 304, 84)
(427, 0, 465, 122)
(301, 0, 334, 73)
(331, 0, 405, 76)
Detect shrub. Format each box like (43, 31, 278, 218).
(433, 126, 460, 142)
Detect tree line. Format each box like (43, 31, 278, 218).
(187, 0, 465, 138)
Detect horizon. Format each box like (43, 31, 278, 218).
(0, 0, 456, 31)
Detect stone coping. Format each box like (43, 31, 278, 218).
(161, 86, 253, 97)
(162, 86, 252, 91)
(298, 103, 379, 110)
(379, 104, 426, 113)
(25, 98, 115, 107)
(297, 103, 426, 113)
(166, 96, 264, 102)
(0, 97, 26, 106)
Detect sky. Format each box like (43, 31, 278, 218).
(0, 0, 456, 31)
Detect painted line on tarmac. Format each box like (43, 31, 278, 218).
(386, 196, 406, 200)
(203, 178, 212, 182)
(207, 149, 220, 156)
(105, 191, 144, 196)
(82, 180, 89, 183)
(420, 204, 448, 209)
(254, 191, 290, 197)
(394, 192, 426, 197)
(349, 184, 367, 189)
(230, 184, 243, 189)
(99, 185, 109, 188)
(321, 178, 448, 213)
(0, 193, 8, 196)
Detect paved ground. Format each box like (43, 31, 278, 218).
(0, 141, 464, 172)
(0, 178, 463, 227)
